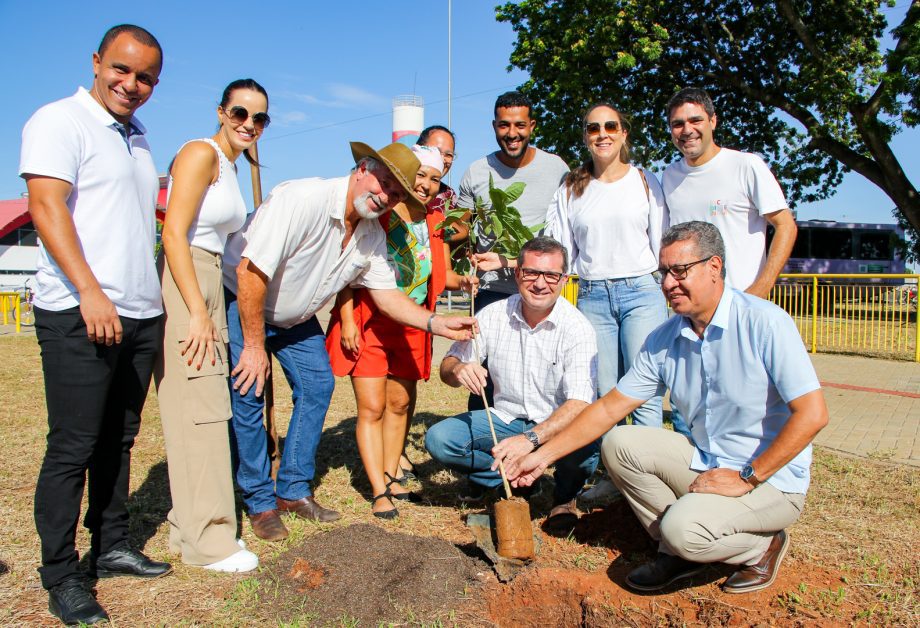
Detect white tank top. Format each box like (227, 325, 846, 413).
(167, 137, 247, 254)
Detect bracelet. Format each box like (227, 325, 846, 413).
(427, 314, 435, 333)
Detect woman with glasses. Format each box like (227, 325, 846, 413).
(325, 146, 477, 519)
(546, 102, 669, 427)
(154, 79, 270, 572)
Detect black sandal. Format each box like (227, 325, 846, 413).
(371, 490, 398, 519)
(385, 472, 422, 503)
(396, 461, 417, 484)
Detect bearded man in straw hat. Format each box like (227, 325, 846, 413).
(222, 142, 476, 541)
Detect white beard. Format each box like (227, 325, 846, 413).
(353, 192, 387, 219)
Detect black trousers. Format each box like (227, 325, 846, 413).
(33, 306, 162, 589)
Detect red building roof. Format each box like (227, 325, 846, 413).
(0, 199, 30, 239)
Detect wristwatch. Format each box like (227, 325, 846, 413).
(739, 464, 762, 487)
(523, 430, 540, 450)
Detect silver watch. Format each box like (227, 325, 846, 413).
(523, 430, 540, 450)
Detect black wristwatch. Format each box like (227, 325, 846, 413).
(740, 464, 761, 487)
(523, 430, 540, 450)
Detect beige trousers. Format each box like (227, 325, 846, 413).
(603, 426, 805, 566)
(154, 248, 239, 566)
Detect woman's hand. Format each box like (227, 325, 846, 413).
(471, 251, 509, 272)
(341, 318, 360, 353)
(458, 274, 479, 295)
(181, 309, 218, 370)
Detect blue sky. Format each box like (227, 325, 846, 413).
(1, 1, 916, 227)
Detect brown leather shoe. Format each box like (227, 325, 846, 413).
(722, 530, 790, 594)
(544, 499, 579, 532)
(276, 496, 341, 523)
(249, 509, 289, 541)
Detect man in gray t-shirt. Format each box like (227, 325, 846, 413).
(459, 91, 569, 304)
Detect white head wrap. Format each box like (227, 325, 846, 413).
(411, 144, 445, 174)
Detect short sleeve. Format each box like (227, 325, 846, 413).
(241, 184, 304, 280)
(760, 312, 821, 403)
(745, 155, 788, 216)
(456, 165, 476, 210)
(615, 336, 665, 401)
(560, 322, 597, 403)
(355, 235, 398, 290)
(20, 106, 82, 183)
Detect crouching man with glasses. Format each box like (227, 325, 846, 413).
(425, 236, 600, 526)
(505, 222, 829, 594)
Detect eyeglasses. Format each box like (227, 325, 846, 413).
(658, 256, 714, 280)
(519, 267, 566, 285)
(584, 120, 621, 136)
(223, 106, 271, 130)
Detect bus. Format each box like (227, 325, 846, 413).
(782, 220, 907, 275)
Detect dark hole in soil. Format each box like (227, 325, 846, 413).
(258, 523, 490, 625)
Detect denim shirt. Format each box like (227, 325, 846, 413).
(617, 288, 821, 494)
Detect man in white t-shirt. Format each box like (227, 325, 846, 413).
(222, 142, 474, 542)
(19, 25, 170, 626)
(661, 87, 797, 297)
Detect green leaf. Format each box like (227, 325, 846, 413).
(503, 182, 526, 203)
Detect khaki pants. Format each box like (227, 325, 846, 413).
(154, 248, 238, 566)
(603, 426, 805, 566)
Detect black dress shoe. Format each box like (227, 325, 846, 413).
(625, 552, 705, 592)
(722, 530, 789, 594)
(93, 547, 172, 579)
(48, 578, 109, 625)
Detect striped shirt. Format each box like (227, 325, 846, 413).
(446, 294, 598, 424)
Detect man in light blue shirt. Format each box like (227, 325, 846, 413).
(505, 221, 829, 595)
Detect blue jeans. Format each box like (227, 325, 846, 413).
(225, 290, 334, 514)
(577, 273, 667, 427)
(425, 411, 599, 504)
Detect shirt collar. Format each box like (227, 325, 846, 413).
(677, 285, 734, 342)
(509, 293, 564, 330)
(330, 176, 350, 223)
(75, 86, 146, 135)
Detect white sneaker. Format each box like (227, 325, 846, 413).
(237, 538, 246, 549)
(579, 478, 622, 504)
(203, 549, 258, 573)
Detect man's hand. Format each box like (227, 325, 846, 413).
(688, 468, 754, 497)
(430, 315, 477, 341)
(79, 286, 123, 345)
(506, 451, 548, 488)
(340, 319, 360, 353)
(231, 345, 271, 397)
(452, 361, 488, 395)
(492, 434, 536, 476)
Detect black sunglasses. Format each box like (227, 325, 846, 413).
(585, 120, 621, 136)
(223, 105, 271, 130)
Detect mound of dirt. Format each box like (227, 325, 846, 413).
(258, 523, 491, 625)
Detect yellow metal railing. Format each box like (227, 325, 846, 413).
(0, 291, 22, 333)
(561, 274, 919, 362)
(772, 274, 919, 362)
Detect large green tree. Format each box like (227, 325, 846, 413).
(497, 0, 920, 232)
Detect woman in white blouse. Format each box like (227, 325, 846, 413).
(547, 102, 669, 427)
(155, 79, 269, 573)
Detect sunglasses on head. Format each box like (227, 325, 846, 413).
(223, 105, 271, 130)
(585, 120, 621, 136)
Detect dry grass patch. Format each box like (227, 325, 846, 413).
(0, 333, 918, 625)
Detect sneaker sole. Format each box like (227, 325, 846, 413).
(625, 564, 706, 592)
(722, 533, 790, 594)
(95, 566, 173, 579)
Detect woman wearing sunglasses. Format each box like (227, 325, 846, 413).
(546, 102, 668, 427)
(154, 78, 269, 572)
(325, 145, 477, 518)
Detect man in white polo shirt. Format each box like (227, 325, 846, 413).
(222, 141, 475, 542)
(19, 24, 171, 626)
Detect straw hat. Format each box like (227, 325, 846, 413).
(350, 141, 425, 214)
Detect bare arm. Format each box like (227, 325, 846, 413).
(231, 258, 272, 396)
(507, 389, 645, 487)
(24, 175, 122, 345)
(334, 286, 360, 353)
(161, 141, 219, 369)
(689, 388, 828, 496)
(492, 399, 588, 474)
(368, 287, 475, 340)
(443, 242, 478, 293)
(747, 209, 797, 298)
